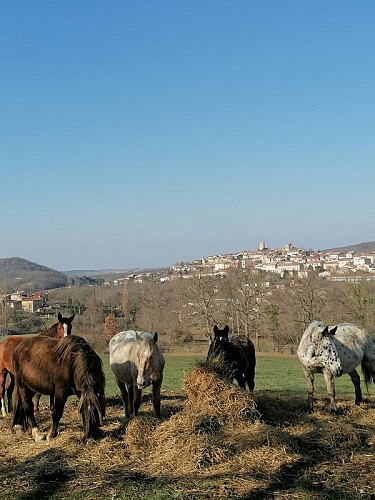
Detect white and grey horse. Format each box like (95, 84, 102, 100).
(109, 330, 165, 419)
(297, 320, 375, 412)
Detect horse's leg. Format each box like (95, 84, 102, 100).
(236, 373, 246, 389)
(152, 378, 163, 418)
(348, 370, 362, 405)
(244, 367, 255, 393)
(117, 380, 132, 419)
(16, 385, 44, 441)
(47, 393, 67, 440)
(0, 369, 7, 416)
(33, 393, 41, 416)
(322, 368, 337, 413)
(131, 385, 142, 416)
(6, 373, 15, 413)
(302, 366, 315, 412)
(12, 386, 25, 433)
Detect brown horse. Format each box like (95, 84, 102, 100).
(0, 312, 75, 417)
(12, 334, 106, 442)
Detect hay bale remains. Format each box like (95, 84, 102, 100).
(140, 363, 298, 476)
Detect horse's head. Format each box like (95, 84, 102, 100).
(135, 332, 159, 390)
(56, 312, 75, 339)
(207, 325, 230, 361)
(310, 325, 342, 376)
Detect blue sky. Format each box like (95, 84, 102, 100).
(1, 1, 375, 271)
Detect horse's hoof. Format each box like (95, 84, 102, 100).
(32, 428, 46, 442)
(13, 424, 23, 436)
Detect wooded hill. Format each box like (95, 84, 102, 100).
(323, 241, 375, 253)
(0, 257, 68, 292)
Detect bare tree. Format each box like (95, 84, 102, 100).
(183, 273, 220, 337)
(222, 267, 269, 348)
(339, 279, 375, 331)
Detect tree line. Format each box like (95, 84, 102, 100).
(2, 266, 375, 353)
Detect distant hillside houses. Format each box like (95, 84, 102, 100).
(2, 291, 46, 313)
(95, 243, 375, 287)
(169, 243, 375, 281)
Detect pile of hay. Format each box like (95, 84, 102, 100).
(124, 363, 299, 479)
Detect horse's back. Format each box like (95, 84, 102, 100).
(0, 335, 31, 372)
(333, 323, 375, 364)
(227, 334, 254, 370)
(109, 330, 140, 361)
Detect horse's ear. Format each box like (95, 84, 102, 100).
(223, 325, 229, 337)
(135, 331, 141, 342)
(153, 332, 158, 344)
(214, 325, 219, 335)
(321, 326, 329, 336)
(58, 312, 63, 322)
(329, 326, 338, 336)
(69, 313, 75, 322)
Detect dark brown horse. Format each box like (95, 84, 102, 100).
(207, 325, 256, 393)
(12, 334, 105, 442)
(0, 312, 75, 417)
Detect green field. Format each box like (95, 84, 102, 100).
(102, 352, 363, 401)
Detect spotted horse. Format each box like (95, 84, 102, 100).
(297, 320, 375, 412)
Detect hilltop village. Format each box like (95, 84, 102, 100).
(113, 242, 375, 286)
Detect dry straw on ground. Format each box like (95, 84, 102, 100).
(1, 362, 375, 498)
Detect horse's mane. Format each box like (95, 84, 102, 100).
(38, 322, 59, 338)
(53, 335, 106, 419)
(53, 336, 104, 380)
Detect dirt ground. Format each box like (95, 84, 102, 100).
(1, 368, 375, 499)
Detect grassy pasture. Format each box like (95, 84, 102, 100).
(102, 351, 360, 402)
(1, 351, 375, 499)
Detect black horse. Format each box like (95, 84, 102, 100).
(207, 325, 256, 393)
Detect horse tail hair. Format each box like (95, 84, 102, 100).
(361, 361, 373, 391)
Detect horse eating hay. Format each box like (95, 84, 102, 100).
(0, 312, 75, 417)
(12, 334, 105, 442)
(109, 330, 165, 419)
(207, 325, 256, 393)
(297, 320, 375, 412)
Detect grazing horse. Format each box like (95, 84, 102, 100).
(207, 325, 256, 393)
(297, 320, 375, 412)
(109, 330, 165, 419)
(12, 335, 105, 442)
(0, 312, 75, 417)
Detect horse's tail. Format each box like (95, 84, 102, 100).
(361, 360, 373, 390)
(242, 338, 256, 369)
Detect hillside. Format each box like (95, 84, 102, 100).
(0, 257, 68, 292)
(323, 241, 375, 254)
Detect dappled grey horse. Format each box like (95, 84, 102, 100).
(297, 320, 375, 412)
(109, 330, 165, 419)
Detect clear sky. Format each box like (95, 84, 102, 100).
(1, 1, 375, 271)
